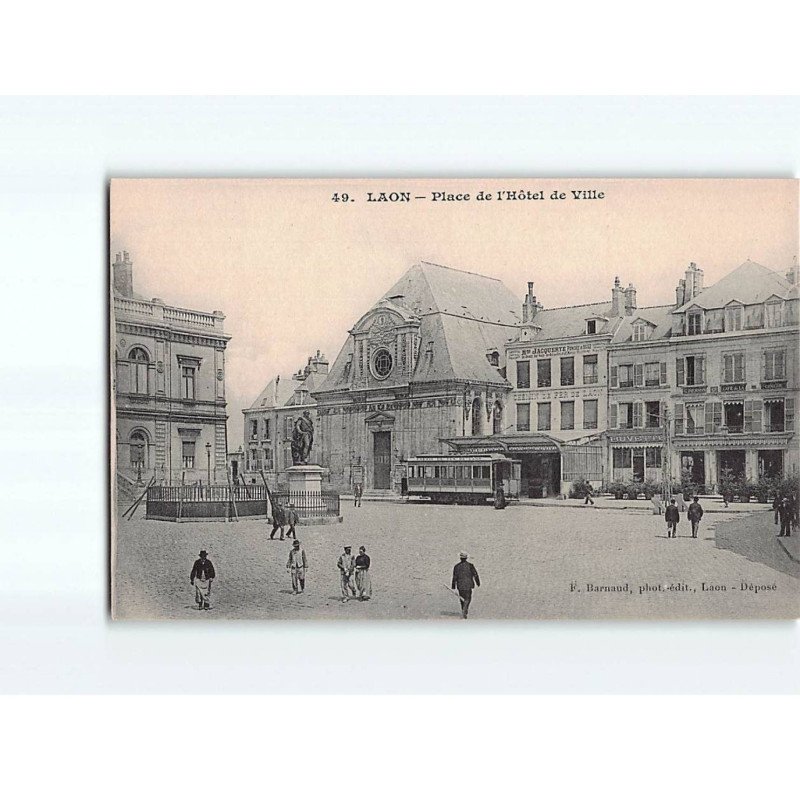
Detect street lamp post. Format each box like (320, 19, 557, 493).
(206, 442, 212, 487)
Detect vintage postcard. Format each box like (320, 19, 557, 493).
(110, 178, 800, 620)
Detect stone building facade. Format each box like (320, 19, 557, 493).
(607, 261, 799, 490)
(113, 252, 231, 486)
(239, 352, 328, 486)
(312, 262, 520, 492)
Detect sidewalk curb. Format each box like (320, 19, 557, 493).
(777, 537, 800, 563)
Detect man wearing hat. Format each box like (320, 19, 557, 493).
(286, 503, 300, 539)
(286, 539, 308, 594)
(451, 552, 480, 619)
(190, 550, 216, 611)
(337, 546, 357, 602)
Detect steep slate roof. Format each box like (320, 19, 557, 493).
(317, 261, 521, 392)
(527, 301, 616, 341)
(613, 304, 675, 342)
(247, 374, 301, 410)
(674, 260, 794, 312)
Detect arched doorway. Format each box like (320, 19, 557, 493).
(471, 396, 482, 436)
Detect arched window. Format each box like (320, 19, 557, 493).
(493, 400, 503, 434)
(130, 430, 147, 467)
(129, 347, 149, 395)
(471, 397, 482, 436)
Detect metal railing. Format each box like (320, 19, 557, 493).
(271, 490, 340, 518)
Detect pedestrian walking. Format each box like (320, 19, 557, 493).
(286, 503, 299, 539)
(665, 499, 680, 538)
(337, 546, 357, 602)
(286, 539, 307, 594)
(353, 482, 363, 508)
(451, 552, 480, 619)
(584, 483, 595, 505)
(777, 496, 794, 538)
(190, 549, 215, 610)
(687, 495, 704, 538)
(354, 546, 371, 600)
(270, 500, 286, 540)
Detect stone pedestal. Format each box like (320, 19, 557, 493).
(286, 464, 325, 494)
(284, 465, 342, 525)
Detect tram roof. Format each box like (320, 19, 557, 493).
(407, 452, 517, 463)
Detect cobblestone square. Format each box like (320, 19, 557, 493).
(113, 501, 800, 620)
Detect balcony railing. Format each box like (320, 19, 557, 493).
(114, 296, 225, 331)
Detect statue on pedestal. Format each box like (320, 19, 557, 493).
(291, 410, 315, 465)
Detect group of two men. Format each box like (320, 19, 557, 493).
(773, 495, 797, 537)
(664, 496, 704, 538)
(337, 545, 371, 601)
(270, 500, 299, 540)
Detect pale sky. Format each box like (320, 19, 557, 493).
(110, 178, 798, 451)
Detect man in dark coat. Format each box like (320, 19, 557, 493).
(190, 549, 216, 610)
(270, 501, 286, 540)
(777, 496, 794, 537)
(286, 503, 299, 539)
(687, 496, 704, 538)
(665, 499, 680, 538)
(452, 552, 480, 619)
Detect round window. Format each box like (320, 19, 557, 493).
(372, 348, 393, 379)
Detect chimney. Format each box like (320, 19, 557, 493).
(522, 281, 543, 323)
(624, 282, 637, 316)
(675, 277, 686, 307)
(787, 256, 798, 285)
(309, 349, 329, 375)
(112, 251, 133, 297)
(684, 262, 703, 300)
(610, 276, 624, 316)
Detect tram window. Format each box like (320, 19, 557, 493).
(424, 466, 433, 478)
(447, 466, 454, 479)
(482, 466, 491, 480)
(472, 466, 480, 479)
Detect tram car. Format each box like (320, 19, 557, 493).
(405, 453, 521, 504)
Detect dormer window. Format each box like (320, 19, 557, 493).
(687, 311, 703, 336)
(486, 350, 499, 367)
(765, 300, 783, 328)
(632, 322, 649, 342)
(724, 305, 742, 332)
(586, 320, 597, 335)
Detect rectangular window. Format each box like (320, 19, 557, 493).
(725, 306, 743, 332)
(560, 401, 575, 430)
(516, 360, 531, 389)
(687, 312, 702, 335)
(181, 366, 196, 399)
(586, 320, 597, 334)
(582, 354, 598, 384)
(251, 420, 258, 439)
(182, 440, 196, 469)
(285, 417, 294, 438)
(618, 402, 634, 429)
(764, 350, 786, 381)
(537, 402, 551, 431)
(765, 400, 785, 432)
(644, 362, 660, 387)
(645, 447, 662, 468)
(723, 353, 745, 383)
(685, 355, 706, 386)
(537, 359, 551, 388)
(686, 404, 704, 434)
(560, 357, 575, 386)
(645, 401, 661, 428)
(613, 448, 632, 469)
(516, 403, 531, 432)
(583, 399, 598, 429)
(618, 364, 633, 388)
(764, 302, 783, 328)
(264, 419, 271, 439)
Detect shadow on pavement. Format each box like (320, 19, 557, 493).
(714, 511, 800, 579)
